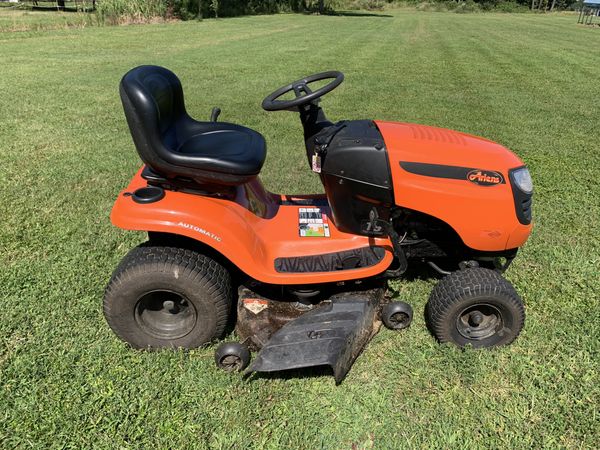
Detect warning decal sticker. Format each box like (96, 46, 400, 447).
(242, 298, 269, 315)
(298, 208, 331, 237)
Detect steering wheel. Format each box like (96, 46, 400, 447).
(261, 71, 344, 112)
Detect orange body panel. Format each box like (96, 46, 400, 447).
(111, 168, 394, 285)
(376, 121, 532, 251)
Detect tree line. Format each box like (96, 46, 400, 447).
(27, 0, 581, 19)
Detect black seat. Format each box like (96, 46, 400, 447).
(119, 65, 266, 186)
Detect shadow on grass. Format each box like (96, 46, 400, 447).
(31, 6, 95, 13)
(244, 365, 336, 383)
(321, 10, 393, 18)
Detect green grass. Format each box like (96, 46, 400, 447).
(1, 10, 599, 449)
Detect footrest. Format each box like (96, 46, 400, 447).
(246, 294, 380, 383)
(274, 246, 386, 273)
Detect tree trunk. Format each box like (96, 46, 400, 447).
(198, 0, 203, 19)
(531, 0, 536, 10)
(318, 0, 324, 14)
(549, 0, 557, 11)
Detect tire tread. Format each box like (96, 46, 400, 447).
(103, 243, 232, 348)
(426, 268, 525, 347)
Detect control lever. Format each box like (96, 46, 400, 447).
(210, 107, 221, 122)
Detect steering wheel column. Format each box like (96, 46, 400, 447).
(262, 71, 345, 163)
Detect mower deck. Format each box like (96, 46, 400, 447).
(237, 284, 386, 382)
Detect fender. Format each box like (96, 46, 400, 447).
(111, 169, 394, 285)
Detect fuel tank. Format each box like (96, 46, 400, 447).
(375, 121, 532, 252)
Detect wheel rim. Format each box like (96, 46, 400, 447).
(219, 355, 243, 372)
(390, 312, 410, 328)
(456, 303, 502, 341)
(135, 290, 196, 340)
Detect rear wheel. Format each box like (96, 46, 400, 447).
(426, 268, 525, 348)
(104, 243, 232, 349)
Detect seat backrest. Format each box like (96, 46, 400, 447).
(119, 65, 186, 170)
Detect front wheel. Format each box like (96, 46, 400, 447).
(103, 243, 232, 349)
(214, 342, 251, 372)
(381, 301, 413, 330)
(426, 268, 525, 348)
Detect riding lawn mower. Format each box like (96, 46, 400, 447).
(104, 66, 533, 382)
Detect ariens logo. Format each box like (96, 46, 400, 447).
(467, 170, 504, 186)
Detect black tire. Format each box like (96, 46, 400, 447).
(426, 268, 525, 348)
(382, 301, 413, 330)
(214, 342, 251, 372)
(104, 243, 232, 349)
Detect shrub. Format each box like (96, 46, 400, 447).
(96, 0, 168, 24)
(170, 0, 304, 19)
(339, 0, 387, 10)
(494, 1, 531, 12)
(454, 0, 482, 13)
(94, 0, 538, 24)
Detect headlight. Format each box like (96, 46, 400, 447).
(511, 167, 533, 194)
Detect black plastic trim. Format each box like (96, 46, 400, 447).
(141, 165, 236, 198)
(508, 167, 533, 225)
(316, 120, 394, 235)
(132, 186, 165, 204)
(274, 246, 386, 273)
